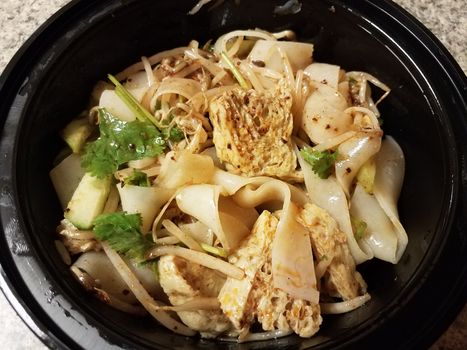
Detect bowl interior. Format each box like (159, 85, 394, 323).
(8, 0, 458, 349)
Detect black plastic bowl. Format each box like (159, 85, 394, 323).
(1, 0, 466, 349)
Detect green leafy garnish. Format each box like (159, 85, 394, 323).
(81, 108, 165, 178)
(93, 212, 155, 262)
(351, 217, 368, 240)
(108, 74, 161, 127)
(108, 74, 185, 142)
(300, 148, 338, 179)
(124, 169, 150, 187)
(162, 125, 185, 142)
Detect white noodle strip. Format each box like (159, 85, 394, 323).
(293, 69, 304, 131)
(272, 29, 296, 40)
(184, 49, 223, 76)
(320, 293, 371, 314)
(220, 329, 293, 343)
(359, 78, 368, 108)
(172, 62, 202, 78)
(162, 219, 203, 251)
(141, 56, 155, 86)
(148, 245, 244, 279)
(276, 45, 295, 90)
(227, 36, 244, 57)
(214, 30, 276, 56)
(150, 297, 220, 312)
(211, 70, 228, 86)
(189, 85, 236, 112)
(312, 131, 357, 151)
(188, 0, 214, 15)
(116, 47, 189, 80)
(141, 166, 161, 177)
(155, 236, 181, 245)
(102, 243, 196, 336)
(239, 330, 293, 343)
(295, 69, 303, 107)
(58, 220, 95, 240)
(345, 106, 381, 130)
(250, 65, 283, 79)
(96, 290, 147, 316)
(347, 71, 391, 106)
(240, 62, 264, 92)
(151, 190, 179, 240)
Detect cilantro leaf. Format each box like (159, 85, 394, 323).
(93, 212, 155, 262)
(162, 125, 185, 142)
(124, 169, 150, 187)
(351, 217, 368, 240)
(81, 108, 165, 178)
(300, 147, 338, 179)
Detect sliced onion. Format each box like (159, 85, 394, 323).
(154, 78, 202, 101)
(214, 30, 276, 57)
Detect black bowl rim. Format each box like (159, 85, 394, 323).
(0, 0, 466, 349)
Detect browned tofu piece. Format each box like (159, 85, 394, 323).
(158, 255, 232, 337)
(298, 203, 367, 300)
(218, 210, 322, 337)
(209, 81, 299, 180)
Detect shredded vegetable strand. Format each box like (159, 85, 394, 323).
(162, 219, 204, 251)
(150, 297, 220, 312)
(148, 245, 244, 279)
(141, 56, 155, 86)
(240, 62, 264, 92)
(102, 243, 196, 336)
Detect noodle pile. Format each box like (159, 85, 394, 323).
(51, 28, 407, 341)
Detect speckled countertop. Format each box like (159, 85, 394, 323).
(0, 1, 466, 349)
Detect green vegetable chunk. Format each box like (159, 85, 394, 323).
(65, 173, 111, 230)
(300, 147, 338, 179)
(124, 169, 150, 187)
(351, 217, 368, 240)
(93, 212, 155, 262)
(81, 108, 165, 178)
(61, 118, 94, 153)
(162, 125, 185, 142)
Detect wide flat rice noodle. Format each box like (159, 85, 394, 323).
(350, 184, 398, 263)
(297, 149, 372, 264)
(117, 184, 174, 233)
(373, 136, 407, 263)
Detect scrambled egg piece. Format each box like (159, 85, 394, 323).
(209, 81, 299, 180)
(158, 255, 232, 337)
(218, 211, 322, 337)
(298, 203, 367, 300)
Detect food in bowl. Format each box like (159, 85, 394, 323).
(50, 28, 407, 341)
